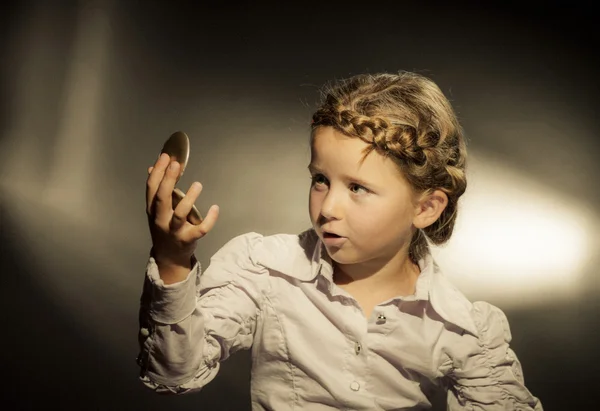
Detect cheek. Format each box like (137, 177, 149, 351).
(349, 211, 386, 236)
(350, 201, 413, 235)
(308, 190, 320, 220)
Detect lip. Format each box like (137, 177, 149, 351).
(321, 231, 347, 247)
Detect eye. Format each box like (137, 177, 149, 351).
(310, 173, 328, 186)
(349, 183, 368, 194)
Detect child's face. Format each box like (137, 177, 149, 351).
(308, 127, 419, 266)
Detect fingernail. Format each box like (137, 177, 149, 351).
(169, 162, 179, 170)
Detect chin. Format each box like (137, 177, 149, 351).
(322, 246, 361, 265)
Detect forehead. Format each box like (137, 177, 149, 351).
(310, 127, 370, 162)
(310, 127, 408, 186)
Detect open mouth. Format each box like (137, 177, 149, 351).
(323, 232, 342, 239)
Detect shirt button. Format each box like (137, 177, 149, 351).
(350, 381, 360, 391)
(354, 342, 362, 355)
(376, 314, 387, 324)
(140, 328, 150, 337)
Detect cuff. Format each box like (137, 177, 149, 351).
(145, 255, 201, 324)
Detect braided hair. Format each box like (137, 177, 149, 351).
(311, 72, 467, 263)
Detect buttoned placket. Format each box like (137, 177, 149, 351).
(318, 261, 398, 396)
(347, 308, 393, 395)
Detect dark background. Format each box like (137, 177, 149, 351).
(1, 1, 598, 409)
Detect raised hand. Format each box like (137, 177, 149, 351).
(146, 153, 219, 280)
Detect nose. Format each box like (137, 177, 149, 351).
(320, 189, 342, 221)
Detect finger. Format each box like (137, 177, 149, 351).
(153, 160, 180, 224)
(146, 153, 170, 215)
(170, 182, 203, 232)
(189, 204, 220, 240)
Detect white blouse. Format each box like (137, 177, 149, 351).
(137, 229, 543, 410)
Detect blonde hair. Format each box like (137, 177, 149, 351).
(311, 71, 467, 263)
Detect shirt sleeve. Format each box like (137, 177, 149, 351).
(442, 301, 543, 410)
(136, 232, 268, 394)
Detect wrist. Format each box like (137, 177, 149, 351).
(150, 247, 193, 269)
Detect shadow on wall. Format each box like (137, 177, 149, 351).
(0, 196, 252, 410)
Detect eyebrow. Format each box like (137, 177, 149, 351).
(307, 164, 376, 188)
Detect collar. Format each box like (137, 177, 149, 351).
(251, 229, 478, 337)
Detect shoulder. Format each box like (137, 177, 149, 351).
(203, 228, 319, 285)
(212, 229, 313, 256)
(427, 262, 511, 341)
(432, 278, 515, 368)
(431, 270, 511, 342)
(426, 262, 478, 336)
(469, 300, 513, 344)
(213, 228, 317, 263)
(249, 228, 319, 273)
(433, 293, 540, 408)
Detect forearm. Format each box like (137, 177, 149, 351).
(151, 247, 195, 285)
(139, 308, 218, 393)
(138, 257, 214, 391)
(157, 260, 192, 285)
(138, 233, 265, 393)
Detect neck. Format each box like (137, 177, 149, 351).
(333, 251, 421, 296)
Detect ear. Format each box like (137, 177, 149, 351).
(413, 189, 448, 229)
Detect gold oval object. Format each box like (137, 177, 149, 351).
(160, 131, 203, 225)
(161, 131, 190, 182)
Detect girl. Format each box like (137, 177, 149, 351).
(138, 72, 543, 410)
